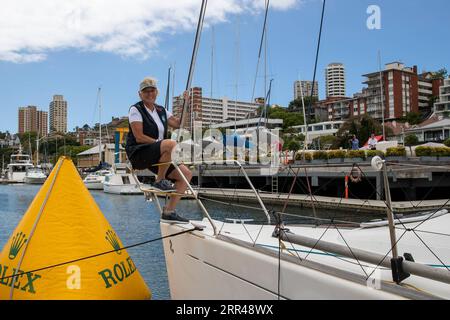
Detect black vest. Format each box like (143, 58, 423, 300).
(126, 101, 168, 159)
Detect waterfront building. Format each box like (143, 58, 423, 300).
(325, 63, 346, 98)
(18, 106, 48, 136)
(49, 95, 68, 133)
(294, 80, 319, 100)
(363, 62, 419, 120)
(172, 87, 263, 127)
(434, 78, 450, 115)
(292, 120, 344, 146)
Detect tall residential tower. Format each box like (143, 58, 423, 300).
(49, 95, 68, 133)
(325, 63, 346, 98)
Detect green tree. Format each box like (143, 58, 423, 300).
(404, 112, 422, 125)
(404, 134, 419, 146)
(333, 115, 391, 149)
(288, 97, 318, 111)
(431, 68, 448, 79)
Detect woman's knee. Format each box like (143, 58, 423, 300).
(161, 139, 177, 153)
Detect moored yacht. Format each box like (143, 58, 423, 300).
(83, 169, 111, 190)
(7, 146, 34, 183)
(103, 163, 143, 195)
(24, 166, 47, 184)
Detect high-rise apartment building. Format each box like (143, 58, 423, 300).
(294, 80, 319, 100)
(363, 62, 419, 120)
(49, 95, 68, 133)
(18, 106, 48, 136)
(172, 87, 262, 127)
(325, 63, 346, 98)
(434, 78, 450, 115)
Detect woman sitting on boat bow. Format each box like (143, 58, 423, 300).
(126, 77, 192, 224)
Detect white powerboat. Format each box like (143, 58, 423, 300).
(24, 166, 47, 184)
(83, 169, 111, 190)
(103, 163, 143, 195)
(7, 146, 34, 183)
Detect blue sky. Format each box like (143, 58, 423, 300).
(0, 0, 449, 133)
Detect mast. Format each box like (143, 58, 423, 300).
(165, 66, 171, 111)
(298, 74, 309, 150)
(179, 0, 208, 133)
(234, 16, 240, 132)
(378, 50, 385, 140)
(98, 87, 102, 164)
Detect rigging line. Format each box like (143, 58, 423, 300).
(301, 177, 348, 262)
(365, 229, 409, 281)
(251, 165, 298, 247)
(0, 227, 199, 284)
(386, 162, 450, 171)
(398, 227, 450, 238)
(332, 222, 369, 278)
(250, 0, 270, 105)
(411, 172, 448, 209)
(199, 196, 361, 226)
(412, 198, 450, 231)
(306, 0, 326, 121)
(354, 163, 412, 232)
(203, 167, 255, 242)
(277, 213, 282, 300)
(179, 0, 208, 135)
(411, 230, 450, 272)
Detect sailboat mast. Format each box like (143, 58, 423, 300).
(98, 87, 102, 164)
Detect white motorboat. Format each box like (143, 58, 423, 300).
(7, 146, 34, 183)
(83, 169, 111, 190)
(24, 166, 47, 184)
(103, 163, 143, 195)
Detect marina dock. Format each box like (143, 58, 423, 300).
(198, 188, 450, 214)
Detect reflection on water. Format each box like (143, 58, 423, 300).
(0, 184, 381, 300)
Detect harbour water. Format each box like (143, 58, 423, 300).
(0, 184, 382, 299)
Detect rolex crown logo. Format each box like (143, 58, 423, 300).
(105, 230, 122, 255)
(9, 232, 27, 260)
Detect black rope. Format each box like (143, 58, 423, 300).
(0, 227, 199, 283)
(411, 230, 450, 271)
(306, 0, 326, 120)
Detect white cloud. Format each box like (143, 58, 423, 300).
(0, 0, 300, 63)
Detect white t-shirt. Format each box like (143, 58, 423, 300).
(129, 105, 173, 141)
(368, 138, 378, 148)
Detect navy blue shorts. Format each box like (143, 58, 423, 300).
(128, 141, 176, 178)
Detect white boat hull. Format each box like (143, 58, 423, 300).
(7, 172, 27, 183)
(103, 183, 143, 195)
(24, 176, 47, 184)
(160, 212, 450, 300)
(85, 181, 104, 190)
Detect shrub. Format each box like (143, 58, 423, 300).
(295, 152, 312, 161)
(346, 150, 365, 159)
(414, 146, 432, 157)
(327, 150, 346, 159)
(313, 151, 328, 160)
(386, 147, 406, 157)
(366, 150, 385, 158)
(431, 147, 450, 157)
(444, 138, 450, 148)
(415, 147, 450, 157)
